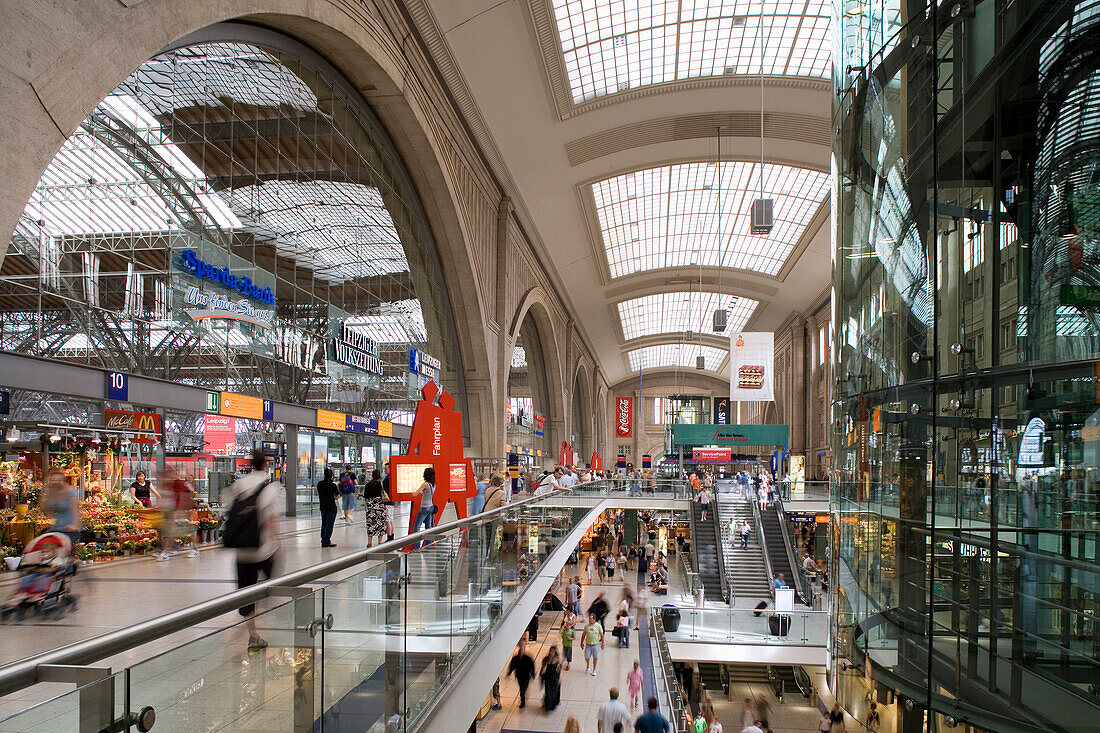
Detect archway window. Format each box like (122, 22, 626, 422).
(551, 0, 831, 104)
(5, 36, 464, 424)
(507, 317, 551, 459)
(592, 161, 830, 279)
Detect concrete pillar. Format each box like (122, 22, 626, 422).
(493, 198, 514, 457)
(790, 317, 807, 455)
(284, 425, 298, 517)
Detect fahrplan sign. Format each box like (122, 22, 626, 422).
(615, 397, 632, 437)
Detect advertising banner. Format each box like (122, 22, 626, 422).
(203, 415, 236, 454)
(713, 396, 731, 424)
(104, 408, 161, 444)
(692, 448, 731, 462)
(729, 332, 774, 401)
(615, 397, 633, 437)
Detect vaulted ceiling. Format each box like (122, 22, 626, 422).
(416, 0, 832, 386)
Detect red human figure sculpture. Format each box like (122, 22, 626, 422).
(388, 382, 476, 545)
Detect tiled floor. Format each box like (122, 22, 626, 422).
(0, 503, 428, 720)
(479, 579, 656, 733)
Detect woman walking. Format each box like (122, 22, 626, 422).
(540, 646, 562, 711)
(627, 659, 643, 709)
(44, 469, 80, 546)
(586, 551, 597, 584)
(412, 467, 437, 547)
(362, 469, 388, 547)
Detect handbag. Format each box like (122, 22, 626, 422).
(431, 503, 439, 515)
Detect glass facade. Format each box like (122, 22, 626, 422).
(2, 33, 464, 428)
(832, 1, 1100, 730)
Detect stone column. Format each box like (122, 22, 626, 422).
(284, 425, 298, 517)
(790, 316, 808, 456)
(493, 197, 514, 458)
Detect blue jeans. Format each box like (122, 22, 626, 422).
(320, 510, 336, 545)
(413, 507, 435, 547)
(472, 495, 485, 514)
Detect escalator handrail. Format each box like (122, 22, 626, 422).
(773, 497, 811, 604)
(750, 495, 776, 598)
(710, 495, 730, 602)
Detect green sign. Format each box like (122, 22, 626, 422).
(1061, 284, 1100, 308)
(672, 423, 789, 447)
(205, 391, 220, 413)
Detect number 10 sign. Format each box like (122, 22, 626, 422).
(106, 371, 128, 401)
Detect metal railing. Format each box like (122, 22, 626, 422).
(773, 498, 812, 605)
(660, 607, 829, 646)
(0, 489, 589, 733)
(750, 494, 775, 596)
(650, 609, 691, 733)
(710, 495, 731, 603)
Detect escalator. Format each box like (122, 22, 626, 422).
(768, 665, 811, 701)
(692, 501, 725, 602)
(698, 662, 726, 699)
(759, 504, 803, 604)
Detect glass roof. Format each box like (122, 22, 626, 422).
(20, 93, 240, 238)
(551, 0, 831, 103)
(627, 343, 727, 371)
(593, 161, 830, 278)
(231, 179, 408, 282)
(345, 300, 427, 344)
(618, 291, 757, 340)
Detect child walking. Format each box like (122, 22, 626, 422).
(627, 659, 644, 709)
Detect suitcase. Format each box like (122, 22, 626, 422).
(768, 614, 791, 636)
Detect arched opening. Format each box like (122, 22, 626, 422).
(506, 314, 552, 468)
(570, 365, 591, 464)
(1, 26, 468, 501)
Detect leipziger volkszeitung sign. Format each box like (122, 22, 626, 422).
(331, 322, 382, 374)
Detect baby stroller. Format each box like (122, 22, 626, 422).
(2, 532, 79, 621)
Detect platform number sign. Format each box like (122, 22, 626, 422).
(262, 399, 274, 421)
(106, 371, 128, 401)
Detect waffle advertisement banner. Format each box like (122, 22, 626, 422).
(729, 332, 774, 401)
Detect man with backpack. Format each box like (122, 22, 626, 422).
(338, 465, 357, 523)
(224, 449, 282, 651)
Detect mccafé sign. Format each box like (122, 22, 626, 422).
(616, 397, 632, 437)
(104, 408, 161, 444)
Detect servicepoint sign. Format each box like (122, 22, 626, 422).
(616, 397, 632, 437)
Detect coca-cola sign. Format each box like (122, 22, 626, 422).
(615, 397, 632, 437)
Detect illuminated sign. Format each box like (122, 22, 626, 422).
(331, 323, 381, 374)
(449, 463, 467, 491)
(534, 414, 546, 437)
(377, 420, 393, 437)
(184, 287, 274, 329)
(220, 393, 272, 421)
(408, 347, 441, 380)
(713, 397, 731, 425)
(317, 409, 347, 431)
(692, 448, 731, 462)
(104, 408, 161, 444)
(180, 249, 274, 304)
(616, 397, 632, 437)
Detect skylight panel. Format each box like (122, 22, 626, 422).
(593, 161, 829, 279)
(232, 179, 408, 282)
(627, 343, 727, 372)
(618, 292, 758, 340)
(551, 0, 832, 104)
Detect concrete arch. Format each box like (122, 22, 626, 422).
(0, 1, 497, 447)
(569, 359, 594, 461)
(507, 288, 565, 458)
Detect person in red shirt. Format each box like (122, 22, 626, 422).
(157, 466, 198, 561)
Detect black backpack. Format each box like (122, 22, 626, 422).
(223, 480, 271, 549)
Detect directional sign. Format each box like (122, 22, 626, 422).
(206, 391, 220, 413)
(106, 371, 128, 401)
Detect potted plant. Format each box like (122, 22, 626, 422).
(2, 545, 19, 571)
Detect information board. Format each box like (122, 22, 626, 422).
(317, 409, 346, 431)
(221, 392, 265, 420)
(394, 463, 432, 497)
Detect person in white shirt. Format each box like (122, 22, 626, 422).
(225, 450, 282, 651)
(596, 687, 631, 733)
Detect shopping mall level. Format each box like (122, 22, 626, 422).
(0, 0, 1097, 731)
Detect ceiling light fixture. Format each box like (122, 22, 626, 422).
(751, 6, 773, 235)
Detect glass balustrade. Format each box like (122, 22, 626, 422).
(658, 607, 829, 646)
(0, 495, 592, 733)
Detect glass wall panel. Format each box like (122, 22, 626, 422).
(833, 1, 1100, 729)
